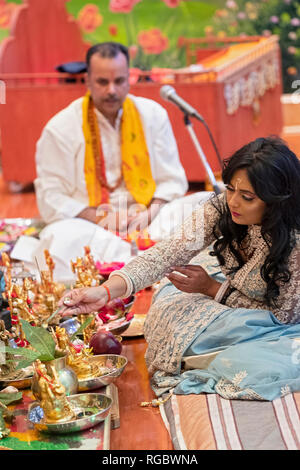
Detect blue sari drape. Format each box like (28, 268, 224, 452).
(146, 252, 300, 401)
(175, 308, 300, 400)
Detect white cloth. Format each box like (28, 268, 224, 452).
(34, 94, 189, 223)
(27, 191, 211, 281)
(30, 93, 211, 281)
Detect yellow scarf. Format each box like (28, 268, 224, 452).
(82, 92, 156, 207)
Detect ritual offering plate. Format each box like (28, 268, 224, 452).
(28, 393, 112, 434)
(121, 314, 146, 338)
(96, 296, 135, 336)
(98, 316, 133, 336)
(77, 354, 127, 392)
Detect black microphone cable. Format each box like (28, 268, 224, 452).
(200, 118, 223, 171)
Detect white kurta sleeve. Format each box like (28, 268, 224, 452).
(115, 194, 223, 293)
(34, 124, 86, 224)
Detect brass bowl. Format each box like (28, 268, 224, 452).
(77, 354, 127, 392)
(28, 393, 112, 434)
(0, 375, 32, 390)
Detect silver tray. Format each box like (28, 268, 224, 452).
(78, 354, 127, 392)
(0, 371, 33, 390)
(99, 317, 133, 336)
(28, 393, 112, 434)
(98, 295, 135, 335)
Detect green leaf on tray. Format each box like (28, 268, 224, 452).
(69, 316, 94, 343)
(1, 345, 40, 369)
(3, 346, 40, 360)
(20, 319, 56, 362)
(0, 392, 23, 406)
(14, 358, 39, 370)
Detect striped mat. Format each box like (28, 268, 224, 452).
(160, 393, 300, 450)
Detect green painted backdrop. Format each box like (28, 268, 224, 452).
(0, 0, 299, 90)
(0, 0, 223, 69)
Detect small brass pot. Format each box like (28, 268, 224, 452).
(32, 354, 78, 400)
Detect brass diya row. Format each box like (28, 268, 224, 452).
(0, 248, 128, 434)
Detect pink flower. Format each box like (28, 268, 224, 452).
(0, 1, 18, 29)
(288, 31, 297, 40)
(263, 29, 272, 37)
(291, 18, 300, 26)
(95, 261, 125, 277)
(126, 311, 134, 322)
(237, 11, 246, 20)
(109, 0, 140, 14)
(108, 24, 118, 36)
(215, 9, 228, 18)
(226, 0, 237, 9)
(270, 16, 279, 24)
(71, 343, 84, 353)
(288, 46, 297, 55)
(138, 28, 169, 55)
(78, 4, 103, 33)
(162, 0, 181, 7)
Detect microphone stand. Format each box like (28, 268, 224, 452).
(183, 114, 221, 195)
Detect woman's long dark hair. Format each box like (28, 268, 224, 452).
(211, 136, 300, 307)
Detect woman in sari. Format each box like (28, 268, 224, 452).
(59, 136, 300, 400)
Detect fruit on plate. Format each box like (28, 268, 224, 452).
(89, 331, 122, 355)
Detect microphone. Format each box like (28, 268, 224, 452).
(160, 85, 204, 122)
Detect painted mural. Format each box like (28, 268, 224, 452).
(0, 0, 299, 91)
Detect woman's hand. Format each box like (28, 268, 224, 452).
(166, 264, 221, 298)
(58, 286, 109, 317)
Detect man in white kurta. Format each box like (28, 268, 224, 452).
(33, 43, 210, 280)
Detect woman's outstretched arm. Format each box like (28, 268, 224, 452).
(58, 275, 127, 316)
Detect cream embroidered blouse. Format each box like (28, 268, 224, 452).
(110, 194, 300, 324)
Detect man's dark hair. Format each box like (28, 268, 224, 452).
(86, 42, 129, 71)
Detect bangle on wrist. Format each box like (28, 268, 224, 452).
(214, 280, 230, 303)
(102, 284, 111, 302)
(220, 285, 236, 304)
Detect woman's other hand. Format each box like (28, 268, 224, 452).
(166, 264, 221, 298)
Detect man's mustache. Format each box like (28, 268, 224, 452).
(105, 95, 119, 101)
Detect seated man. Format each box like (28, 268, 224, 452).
(34, 42, 210, 279)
